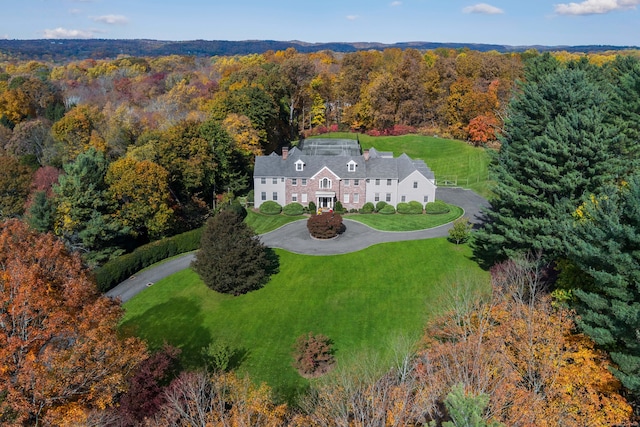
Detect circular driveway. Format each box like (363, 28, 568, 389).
(106, 187, 489, 301)
(258, 187, 489, 255)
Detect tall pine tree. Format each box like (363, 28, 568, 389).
(474, 61, 622, 263)
(563, 175, 640, 398)
(53, 148, 129, 265)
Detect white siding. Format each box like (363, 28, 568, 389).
(253, 176, 286, 208)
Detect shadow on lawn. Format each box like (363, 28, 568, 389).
(120, 296, 212, 368)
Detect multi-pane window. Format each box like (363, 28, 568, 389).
(302, 178, 307, 186)
(424, 195, 429, 203)
(261, 192, 266, 201)
(273, 192, 278, 201)
(413, 181, 418, 188)
(292, 178, 297, 185)
(387, 179, 392, 186)
(301, 193, 308, 203)
(375, 179, 380, 185)
(272, 178, 278, 184)
(320, 178, 331, 189)
(343, 194, 349, 203)
(344, 179, 350, 186)
(386, 193, 391, 202)
(354, 179, 360, 186)
(261, 178, 266, 184)
(292, 194, 298, 202)
(374, 193, 380, 202)
(401, 195, 406, 202)
(353, 193, 359, 203)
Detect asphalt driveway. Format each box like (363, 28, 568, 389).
(106, 187, 489, 301)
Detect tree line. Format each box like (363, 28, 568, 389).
(474, 52, 640, 415)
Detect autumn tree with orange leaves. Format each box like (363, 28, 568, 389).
(0, 220, 147, 426)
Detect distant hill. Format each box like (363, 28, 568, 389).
(0, 38, 637, 61)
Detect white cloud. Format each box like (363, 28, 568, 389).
(462, 3, 505, 14)
(42, 27, 95, 39)
(390, 1, 402, 6)
(555, 0, 640, 15)
(91, 14, 129, 25)
(346, 15, 359, 21)
(69, 9, 82, 15)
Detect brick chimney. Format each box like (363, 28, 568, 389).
(363, 149, 369, 161)
(282, 146, 289, 160)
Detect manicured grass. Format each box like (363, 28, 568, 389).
(245, 209, 306, 234)
(120, 238, 489, 403)
(314, 133, 494, 198)
(345, 204, 463, 231)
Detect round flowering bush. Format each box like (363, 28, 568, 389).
(307, 212, 344, 239)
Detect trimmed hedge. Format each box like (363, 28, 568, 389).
(378, 204, 396, 215)
(94, 228, 203, 293)
(283, 202, 304, 216)
(425, 200, 451, 214)
(360, 202, 375, 214)
(259, 200, 282, 215)
(308, 201, 317, 215)
(375, 201, 388, 212)
(397, 201, 424, 214)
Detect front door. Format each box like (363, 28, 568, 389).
(319, 197, 332, 209)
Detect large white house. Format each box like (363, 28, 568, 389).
(253, 138, 437, 210)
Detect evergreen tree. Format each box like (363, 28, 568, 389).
(53, 147, 128, 265)
(26, 190, 55, 232)
(607, 55, 640, 165)
(474, 64, 622, 263)
(562, 176, 640, 397)
(192, 209, 275, 295)
(442, 383, 502, 427)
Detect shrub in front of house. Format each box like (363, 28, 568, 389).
(308, 201, 317, 215)
(375, 201, 388, 212)
(259, 200, 282, 215)
(307, 212, 344, 239)
(425, 200, 451, 214)
(398, 201, 424, 214)
(360, 202, 375, 214)
(378, 204, 396, 215)
(334, 201, 345, 213)
(283, 202, 304, 216)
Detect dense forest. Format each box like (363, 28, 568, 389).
(1, 46, 640, 424)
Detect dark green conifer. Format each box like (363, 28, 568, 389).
(192, 209, 275, 295)
(474, 64, 622, 263)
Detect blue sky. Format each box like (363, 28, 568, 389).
(5, 0, 640, 47)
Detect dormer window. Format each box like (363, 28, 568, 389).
(320, 177, 332, 189)
(295, 159, 304, 171)
(347, 160, 357, 172)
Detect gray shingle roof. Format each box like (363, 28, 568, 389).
(254, 140, 434, 181)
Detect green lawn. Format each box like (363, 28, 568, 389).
(314, 133, 494, 198)
(244, 209, 306, 234)
(121, 238, 489, 403)
(346, 205, 463, 231)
